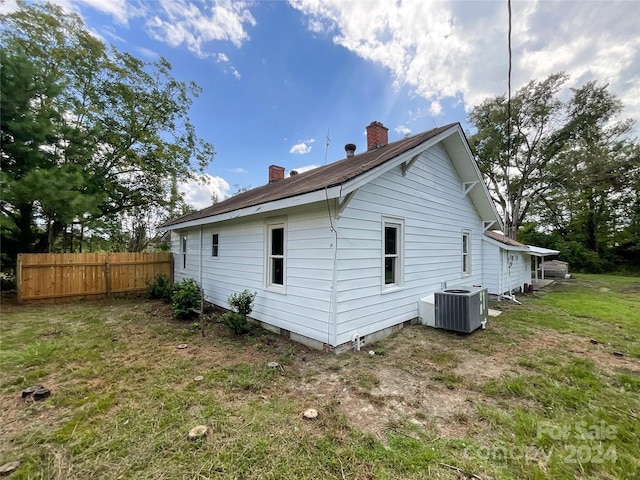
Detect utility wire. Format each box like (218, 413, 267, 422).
(507, 0, 513, 237)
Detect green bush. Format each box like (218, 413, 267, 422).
(171, 278, 201, 319)
(221, 311, 251, 335)
(228, 289, 257, 317)
(221, 289, 257, 335)
(146, 273, 173, 302)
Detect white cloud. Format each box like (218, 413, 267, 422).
(429, 100, 442, 116)
(230, 66, 241, 80)
(289, 0, 640, 124)
(179, 173, 230, 210)
(145, 0, 256, 58)
(136, 46, 159, 59)
(289, 138, 315, 155)
(217, 52, 230, 62)
(75, 0, 138, 25)
(394, 125, 412, 137)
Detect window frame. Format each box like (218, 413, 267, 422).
(180, 234, 187, 270)
(382, 217, 404, 291)
(211, 233, 219, 258)
(462, 230, 471, 276)
(265, 219, 287, 293)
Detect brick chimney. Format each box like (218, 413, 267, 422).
(366, 121, 389, 150)
(268, 165, 285, 183)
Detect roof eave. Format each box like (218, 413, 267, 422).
(158, 185, 343, 231)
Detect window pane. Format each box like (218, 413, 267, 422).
(462, 234, 468, 254)
(385, 226, 397, 255)
(463, 254, 468, 273)
(212, 234, 219, 257)
(385, 257, 396, 284)
(271, 228, 284, 256)
(272, 258, 284, 285)
(182, 236, 187, 253)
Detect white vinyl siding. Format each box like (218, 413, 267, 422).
(334, 143, 485, 345)
(171, 204, 336, 345)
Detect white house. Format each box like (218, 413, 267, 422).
(160, 121, 507, 352)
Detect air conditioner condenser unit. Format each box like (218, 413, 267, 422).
(434, 286, 488, 333)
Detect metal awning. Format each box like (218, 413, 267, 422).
(527, 246, 560, 257)
(526, 245, 561, 280)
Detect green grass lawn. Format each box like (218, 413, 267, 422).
(1, 274, 638, 479)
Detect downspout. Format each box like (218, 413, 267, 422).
(330, 198, 339, 347)
(199, 225, 203, 287)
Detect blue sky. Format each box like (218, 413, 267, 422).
(7, 0, 640, 209)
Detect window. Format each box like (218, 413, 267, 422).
(383, 219, 403, 289)
(266, 222, 286, 290)
(181, 235, 187, 269)
(462, 231, 471, 275)
(211, 233, 219, 258)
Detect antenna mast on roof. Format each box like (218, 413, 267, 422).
(324, 129, 330, 165)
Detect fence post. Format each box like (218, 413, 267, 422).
(105, 256, 111, 297)
(16, 254, 23, 304)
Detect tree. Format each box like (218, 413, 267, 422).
(468, 73, 569, 238)
(0, 1, 214, 267)
(470, 74, 639, 270)
(544, 82, 638, 256)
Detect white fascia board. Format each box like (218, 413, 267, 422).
(158, 185, 343, 231)
(338, 128, 456, 197)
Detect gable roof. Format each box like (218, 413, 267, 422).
(161, 122, 501, 230)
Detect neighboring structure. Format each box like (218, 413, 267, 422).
(160, 121, 506, 352)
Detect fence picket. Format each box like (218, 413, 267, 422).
(16, 252, 172, 304)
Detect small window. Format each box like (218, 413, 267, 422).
(266, 223, 285, 290)
(181, 235, 187, 269)
(462, 231, 471, 275)
(383, 218, 403, 289)
(212, 233, 219, 258)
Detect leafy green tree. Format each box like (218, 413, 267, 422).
(470, 74, 639, 271)
(0, 1, 213, 267)
(468, 73, 569, 238)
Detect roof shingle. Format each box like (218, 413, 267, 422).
(161, 123, 458, 228)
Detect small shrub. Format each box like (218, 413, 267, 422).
(221, 311, 250, 335)
(222, 289, 257, 335)
(228, 289, 257, 317)
(172, 278, 201, 319)
(146, 273, 173, 302)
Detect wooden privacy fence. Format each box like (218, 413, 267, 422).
(17, 252, 173, 304)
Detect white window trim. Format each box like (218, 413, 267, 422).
(180, 234, 187, 270)
(265, 218, 287, 293)
(382, 217, 404, 292)
(211, 232, 220, 259)
(462, 230, 471, 276)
